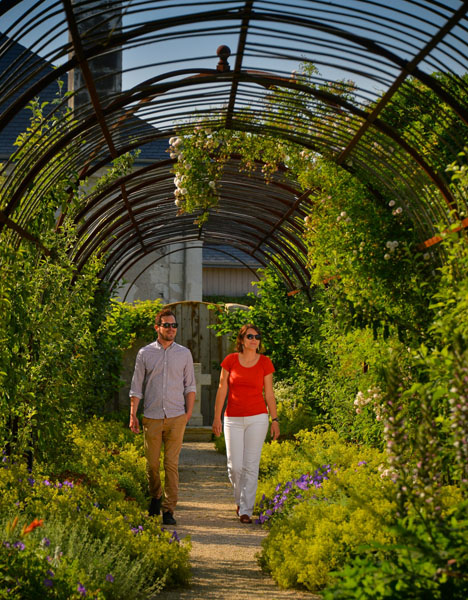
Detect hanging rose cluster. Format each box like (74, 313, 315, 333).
(168, 136, 186, 209)
(168, 127, 227, 225)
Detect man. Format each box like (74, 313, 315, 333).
(129, 308, 196, 525)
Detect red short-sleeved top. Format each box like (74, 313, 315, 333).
(221, 353, 275, 417)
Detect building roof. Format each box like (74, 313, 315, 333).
(0, 33, 165, 162)
(203, 244, 262, 269)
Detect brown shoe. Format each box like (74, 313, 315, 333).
(239, 514, 252, 524)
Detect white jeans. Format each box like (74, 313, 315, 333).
(224, 414, 269, 517)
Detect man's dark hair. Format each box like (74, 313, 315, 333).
(155, 308, 176, 325)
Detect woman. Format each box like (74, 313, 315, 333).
(212, 324, 280, 523)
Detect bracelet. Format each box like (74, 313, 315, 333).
(271, 417, 279, 422)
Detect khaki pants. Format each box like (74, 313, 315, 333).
(142, 414, 187, 513)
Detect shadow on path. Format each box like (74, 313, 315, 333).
(156, 442, 319, 600)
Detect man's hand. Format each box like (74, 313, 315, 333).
(129, 414, 140, 434)
(185, 411, 192, 424)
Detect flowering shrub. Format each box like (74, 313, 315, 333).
(0, 417, 191, 598)
(256, 466, 331, 525)
(257, 461, 395, 591)
(324, 498, 468, 600)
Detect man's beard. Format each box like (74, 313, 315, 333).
(160, 330, 176, 342)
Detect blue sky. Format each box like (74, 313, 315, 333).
(1, 0, 465, 117)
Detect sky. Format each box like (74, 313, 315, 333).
(0, 0, 466, 121)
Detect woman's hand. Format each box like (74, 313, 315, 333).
(270, 420, 280, 440)
(212, 417, 223, 437)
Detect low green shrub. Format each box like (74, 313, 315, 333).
(324, 498, 468, 600)
(257, 459, 395, 591)
(0, 417, 191, 598)
(273, 381, 320, 438)
(257, 427, 383, 502)
(256, 427, 394, 591)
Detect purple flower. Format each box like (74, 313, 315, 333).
(131, 525, 144, 534)
(105, 574, 114, 583)
(43, 479, 51, 486)
(77, 582, 87, 596)
(27, 477, 35, 486)
(44, 578, 54, 588)
(42, 537, 51, 547)
(358, 461, 367, 466)
(169, 530, 180, 544)
(14, 541, 25, 551)
(3, 542, 10, 548)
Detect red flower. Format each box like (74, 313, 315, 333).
(22, 518, 44, 535)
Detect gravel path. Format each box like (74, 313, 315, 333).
(157, 442, 319, 600)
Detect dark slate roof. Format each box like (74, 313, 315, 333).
(122, 115, 169, 162)
(0, 33, 66, 159)
(203, 244, 262, 268)
(0, 33, 166, 162)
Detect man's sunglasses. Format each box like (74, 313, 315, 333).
(246, 334, 261, 340)
(158, 322, 178, 329)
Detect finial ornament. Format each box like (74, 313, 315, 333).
(216, 45, 231, 72)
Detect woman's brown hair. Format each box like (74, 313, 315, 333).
(235, 323, 262, 353)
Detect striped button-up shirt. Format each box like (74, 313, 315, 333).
(129, 340, 196, 419)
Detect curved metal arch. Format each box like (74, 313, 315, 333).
(71, 154, 312, 261)
(0, 48, 460, 226)
(4, 67, 456, 222)
(1, 0, 468, 293)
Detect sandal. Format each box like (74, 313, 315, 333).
(239, 514, 252, 524)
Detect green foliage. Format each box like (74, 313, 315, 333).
(91, 298, 162, 411)
(272, 381, 318, 438)
(323, 228, 468, 597)
(324, 500, 468, 600)
(0, 92, 147, 464)
(0, 417, 191, 598)
(256, 428, 395, 591)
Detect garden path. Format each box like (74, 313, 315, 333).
(155, 441, 319, 600)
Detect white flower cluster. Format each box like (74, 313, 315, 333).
(336, 210, 352, 224)
(377, 463, 398, 481)
(388, 199, 403, 215)
(384, 239, 399, 260)
(354, 387, 383, 418)
(169, 137, 186, 207)
(168, 136, 182, 160)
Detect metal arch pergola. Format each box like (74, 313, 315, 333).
(1, 1, 468, 292)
